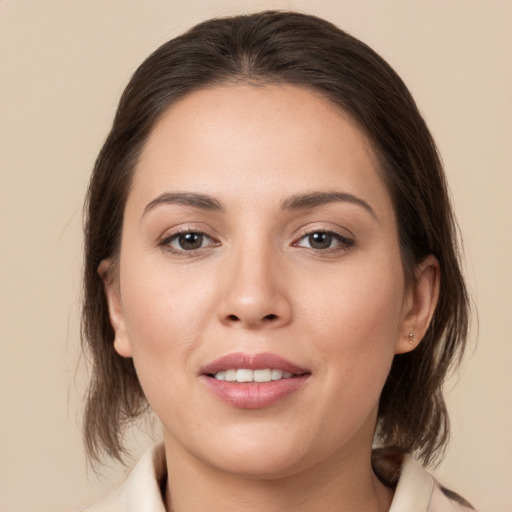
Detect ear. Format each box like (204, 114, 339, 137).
(98, 258, 133, 358)
(395, 255, 440, 354)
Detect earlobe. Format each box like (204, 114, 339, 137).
(98, 259, 133, 358)
(395, 255, 440, 354)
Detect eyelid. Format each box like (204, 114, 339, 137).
(158, 225, 221, 254)
(156, 223, 354, 256)
(292, 225, 355, 252)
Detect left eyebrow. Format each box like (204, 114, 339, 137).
(143, 192, 224, 216)
(281, 191, 377, 220)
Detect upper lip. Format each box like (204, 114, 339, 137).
(201, 352, 309, 376)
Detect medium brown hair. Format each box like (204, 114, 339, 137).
(82, 11, 469, 467)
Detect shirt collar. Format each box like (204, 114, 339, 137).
(85, 443, 435, 512)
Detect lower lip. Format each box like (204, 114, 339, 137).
(201, 375, 309, 409)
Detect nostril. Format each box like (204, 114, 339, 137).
(226, 313, 277, 323)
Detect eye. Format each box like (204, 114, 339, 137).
(160, 230, 218, 253)
(294, 230, 354, 251)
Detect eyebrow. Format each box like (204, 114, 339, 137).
(281, 191, 377, 219)
(143, 192, 224, 215)
(143, 190, 376, 219)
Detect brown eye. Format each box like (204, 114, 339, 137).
(308, 232, 333, 249)
(294, 230, 354, 252)
(161, 230, 217, 253)
(177, 232, 204, 250)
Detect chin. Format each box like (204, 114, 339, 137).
(207, 448, 309, 480)
(201, 423, 338, 480)
(167, 423, 312, 479)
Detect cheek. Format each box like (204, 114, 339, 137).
(117, 258, 219, 423)
(118, 251, 217, 369)
(300, 253, 405, 376)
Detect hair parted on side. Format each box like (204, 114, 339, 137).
(82, 10, 469, 467)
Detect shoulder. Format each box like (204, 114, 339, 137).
(79, 444, 475, 512)
(78, 444, 167, 512)
(372, 448, 475, 512)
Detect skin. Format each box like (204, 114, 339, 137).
(102, 84, 439, 512)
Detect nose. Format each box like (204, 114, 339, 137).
(216, 244, 292, 329)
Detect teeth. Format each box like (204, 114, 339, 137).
(213, 368, 296, 382)
(237, 369, 253, 382)
(271, 369, 283, 380)
(254, 369, 272, 382)
(225, 369, 237, 382)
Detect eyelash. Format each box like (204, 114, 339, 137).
(293, 229, 355, 253)
(159, 228, 220, 256)
(158, 228, 354, 256)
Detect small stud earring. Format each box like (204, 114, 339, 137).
(408, 333, 414, 345)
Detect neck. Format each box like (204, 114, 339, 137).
(163, 438, 393, 512)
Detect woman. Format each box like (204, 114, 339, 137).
(81, 11, 473, 511)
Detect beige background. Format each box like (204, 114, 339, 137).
(1, 1, 511, 511)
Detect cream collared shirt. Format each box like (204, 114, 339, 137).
(81, 444, 474, 512)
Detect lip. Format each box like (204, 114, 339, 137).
(200, 352, 310, 409)
(201, 352, 308, 375)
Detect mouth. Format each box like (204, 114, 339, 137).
(210, 368, 298, 382)
(200, 352, 310, 409)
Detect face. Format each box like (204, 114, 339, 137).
(105, 84, 431, 479)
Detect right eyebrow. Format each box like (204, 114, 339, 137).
(142, 192, 224, 216)
(281, 191, 377, 220)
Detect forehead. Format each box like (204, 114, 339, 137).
(129, 83, 394, 221)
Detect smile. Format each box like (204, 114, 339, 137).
(213, 369, 295, 382)
(201, 352, 310, 409)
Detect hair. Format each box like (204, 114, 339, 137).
(82, 10, 469, 468)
